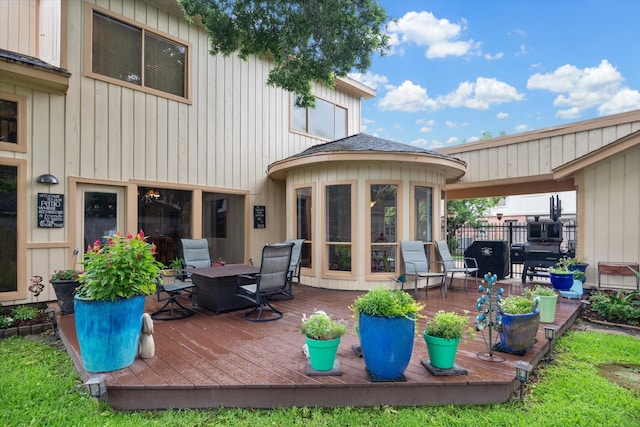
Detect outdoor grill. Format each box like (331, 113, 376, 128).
(520, 221, 565, 283)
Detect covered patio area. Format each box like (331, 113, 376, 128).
(56, 279, 581, 410)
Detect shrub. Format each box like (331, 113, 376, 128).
(300, 311, 346, 340)
(588, 291, 640, 326)
(0, 316, 14, 328)
(499, 295, 537, 315)
(424, 310, 475, 340)
(11, 305, 39, 321)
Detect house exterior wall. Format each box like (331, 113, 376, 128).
(581, 144, 640, 289)
(0, 0, 368, 304)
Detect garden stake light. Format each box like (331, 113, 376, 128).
(544, 325, 556, 361)
(515, 360, 533, 401)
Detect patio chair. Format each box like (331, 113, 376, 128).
(236, 242, 294, 322)
(399, 240, 445, 298)
(434, 240, 479, 296)
(151, 277, 197, 321)
(181, 238, 213, 269)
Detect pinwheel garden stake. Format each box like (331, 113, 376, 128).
(475, 273, 505, 362)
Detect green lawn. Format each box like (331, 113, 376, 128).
(1, 329, 638, 427)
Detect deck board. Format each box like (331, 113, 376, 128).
(56, 279, 581, 409)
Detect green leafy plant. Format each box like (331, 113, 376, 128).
(50, 269, 81, 282)
(525, 284, 557, 297)
(424, 310, 475, 340)
(549, 257, 584, 281)
(499, 294, 538, 315)
(76, 230, 163, 301)
(300, 311, 347, 340)
(588, 290, 640, 326)
(11, 305, 39, 321)
(350, 287, 424, 320)
(0, 316, 14, 328)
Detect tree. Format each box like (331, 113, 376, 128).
(446, 197, 500, 243)
(178, 0, 389, 107)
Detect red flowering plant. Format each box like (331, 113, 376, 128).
(76, 230, 163, 301)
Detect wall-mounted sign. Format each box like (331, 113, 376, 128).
(37, 193, 64, 228)
(253, 205, 266, 229)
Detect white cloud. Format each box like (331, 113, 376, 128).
(496, 112, 509, 119)
(416, 118, 436, 126)
(515, 124, 528, 132)
(438, 77, 524, 110)
(485, 52, 504, 60)
(445, 121, 458, 128)
(598, 88, 640, 116)
(419, 126, 433, 133)
(466, 136, 481, 143)
(447, 136, 459, 145)
(387, 11, 480, 59)
(348, 71, 389, 90)
(378, 80, 437, 112)
(527, 60, 640, 117)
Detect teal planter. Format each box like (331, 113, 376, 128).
(74, 295, 145, 372)
(306, 336, 340, 371)
(537, 294, 558, 323)
(359, 313, 415, 380)
(423, 333, 460, 370)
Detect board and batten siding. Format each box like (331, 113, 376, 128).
(440, 112, 640, 187)
(582, 145, 640, 289)
(61, 1, 364, 260)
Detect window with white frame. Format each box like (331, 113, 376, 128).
(91, 10, 187, 98)
(292, 95, 347, 140)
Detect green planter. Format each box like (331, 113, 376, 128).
(423, 333, 460, 370)
(306, 336, 340, 371)
(537, 294, 558, 323)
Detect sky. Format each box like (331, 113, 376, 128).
(348, 0, 640, 149)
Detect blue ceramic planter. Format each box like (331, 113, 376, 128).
(359, 313, 415, 380)
(550, 272, 574, 291)
(498, 309, 540, 354)
(74, 295, 145, 372)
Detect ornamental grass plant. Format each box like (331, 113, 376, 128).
(349, 287, 424, 320)
(300, 311, 347, 340)
(424, 310, 475, 340)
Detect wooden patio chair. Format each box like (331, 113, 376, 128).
(236, 242, 294, 322)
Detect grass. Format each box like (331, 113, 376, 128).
(0, 329, 639, 426)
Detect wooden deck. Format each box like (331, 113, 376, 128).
(56, 279, 581, 410)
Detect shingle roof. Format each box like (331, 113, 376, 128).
(291, 133, 456, 160)
(0, 48, 70, 76)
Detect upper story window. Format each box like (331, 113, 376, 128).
(89, 9, 188, 100)
(292, 95, 347, 140)
(0, 93, 26, 153)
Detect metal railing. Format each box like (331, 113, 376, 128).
(446, 221, 578, 279)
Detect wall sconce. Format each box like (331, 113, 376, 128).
(544, 325, 556, 361)
(45, 307, 57, 333)
(515, 360, 533, 401)
(447, 209, 457, 220)
(36, 173, 59, 184)
(84, 375, 107, 400)
(496, 212, 503, 221)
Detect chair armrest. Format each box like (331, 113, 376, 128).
(429, 260, 444, 273)
(404, 261, 418, 275)
(463, 257, 479, 269)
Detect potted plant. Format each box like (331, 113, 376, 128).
(50, 269, 81, 315)
(496, 294, 540, 354)
(525, 284, 558, 323)
(300, 310, 347, 371)
(75, 230, 163, 373)
(549, 258, 577, 291)
(423, 310, 474, 370)
(349, 287, 424, 380)
(566, 257, 589, 283)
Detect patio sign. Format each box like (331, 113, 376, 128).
(37, 193, 64, 228)
(253, 205, 266, 229)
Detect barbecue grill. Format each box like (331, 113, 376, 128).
(520, 221, 566, 283)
